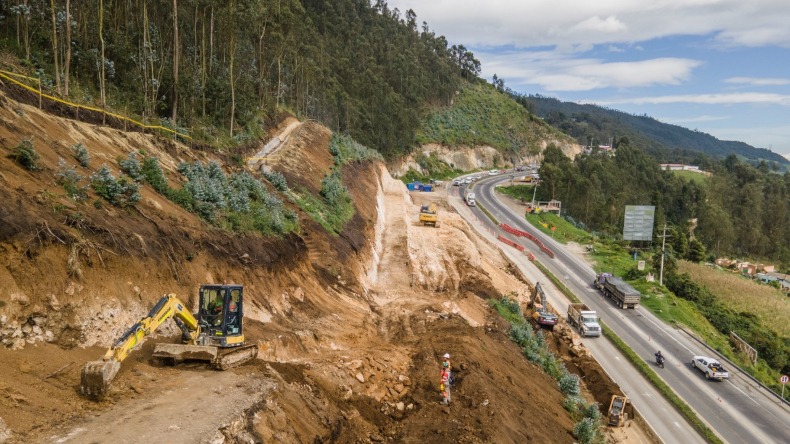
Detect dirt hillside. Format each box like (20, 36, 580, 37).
(0, 88, 630, 444)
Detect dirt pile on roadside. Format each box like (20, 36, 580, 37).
(0, 87, 618, 444)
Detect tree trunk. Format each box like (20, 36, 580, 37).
(50, 0, 61, 94)
(64, 0, 71, 96)
(229, 0, 235, 138)
(99, 0, 106, 116)
(201, 7, 206, 117)
(171, 0, 179, 126)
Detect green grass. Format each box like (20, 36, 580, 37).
(533, 260, 723, 444)
(672, 170, 709, 184)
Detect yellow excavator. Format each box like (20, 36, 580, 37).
(80, 284, 259, 399)
(419, 203, 439, 227)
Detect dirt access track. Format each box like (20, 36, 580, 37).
(0, 87, 644, 443)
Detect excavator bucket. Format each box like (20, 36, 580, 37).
(80, 360, 121, 399)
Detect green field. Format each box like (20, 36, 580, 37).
(678, 261, 790, 337)
(671, 170, 709, 184)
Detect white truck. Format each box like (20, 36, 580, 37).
(464, 190, 476, 206)
(691, 356, 729, 381)
(567, 303, 601, 337)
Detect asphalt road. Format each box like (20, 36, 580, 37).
(452, 173, 790, 444)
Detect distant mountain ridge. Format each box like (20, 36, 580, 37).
(526, 95, 789, 166)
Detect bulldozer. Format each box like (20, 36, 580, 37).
(419, 203, 439, 227)
(80, 284, 259, 399)
(607, 394, 630, 427)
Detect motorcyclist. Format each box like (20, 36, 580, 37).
(655, 351, 664, 364)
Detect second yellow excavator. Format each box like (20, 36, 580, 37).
(419, 203, 439, 227)
(80, 284, 258, 399)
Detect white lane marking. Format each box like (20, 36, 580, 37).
(636, 308, 694, 355)
(674, 422, 681, 429)
(727, 380, 761, 405)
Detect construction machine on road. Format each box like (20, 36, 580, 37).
(419, 203, 439, 227)
(607, 394, 630, 426)
(80, 284, 258, 399)
(527, 282, 558, 329)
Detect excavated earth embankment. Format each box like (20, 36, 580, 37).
(0, 87, 639, 443)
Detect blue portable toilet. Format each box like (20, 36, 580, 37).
(406, 182, 416, 191)
(422, 184, 433, 192)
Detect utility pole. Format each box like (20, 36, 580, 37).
(659, 224, 669, 286)
(531, 182, 538, 208)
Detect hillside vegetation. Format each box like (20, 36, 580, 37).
(0, 0, 479, 158)
(416, 83, 573, 160)
(539, 146, 790, 267)
(528, 95, 789, 167)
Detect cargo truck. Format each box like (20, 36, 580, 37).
(567, 303, 601, 337)
(464, 190, 476, 207)
(594, 273, 641, 309)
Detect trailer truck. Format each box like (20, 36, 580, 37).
(594, 273, 641, 309)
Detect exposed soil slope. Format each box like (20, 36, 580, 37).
(0, 88, 631, 444)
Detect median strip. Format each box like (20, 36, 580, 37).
(533, 260, 723, 444)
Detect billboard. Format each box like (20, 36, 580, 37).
(623, 205, 655, 241)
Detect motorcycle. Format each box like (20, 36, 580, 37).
(655, 355, 665, 368)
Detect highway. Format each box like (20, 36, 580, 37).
(452, 173, 790, 444)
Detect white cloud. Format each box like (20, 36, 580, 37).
(659, 115, 731, 124)
(478, 51, 701, 91)
(597, 93, 790, 106)
(389, 0, 790, 49)
(725, 77, 790, 86)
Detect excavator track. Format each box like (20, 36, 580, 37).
(215, 344, 259, 370)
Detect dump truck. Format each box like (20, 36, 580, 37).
(419, 203, 439, 227)
(594, 273, 641, 309)
(567, 303, 601, 337)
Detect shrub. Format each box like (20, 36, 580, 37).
(119, 152, 144, 181)
(55, 158, 88, 201)
(558, 372, 581, 397)
(71, 143, 90, 167)
(329, 133, 383, 165)
(10, 139, 39, 171)
(90, 164, 141, 207)
(141, 156, 168, 193)
(263, 169, 288, 192)
(573, 418, 600, 444)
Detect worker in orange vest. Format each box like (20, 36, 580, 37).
(440, 353, 452, 405)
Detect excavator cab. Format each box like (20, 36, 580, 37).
(198, 285, 243, 340)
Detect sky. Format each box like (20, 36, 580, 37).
(388, 0, 790, 158)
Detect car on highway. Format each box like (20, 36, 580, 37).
(488, 169, 499, 176)
(691, 355, 729, 381)
(452, 180, 461, 186)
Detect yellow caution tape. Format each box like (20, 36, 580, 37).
(0, 70, 191, 139)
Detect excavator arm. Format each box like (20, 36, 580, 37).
(80, 294, 199, 399)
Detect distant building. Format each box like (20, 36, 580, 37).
(659, 164, 711, 176)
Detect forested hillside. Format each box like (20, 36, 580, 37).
(527, 95, 788, 167)
(538, 146, 790, 267)
(0, 0, 481, 158)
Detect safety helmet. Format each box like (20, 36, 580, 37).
(443, 353, 450, 359)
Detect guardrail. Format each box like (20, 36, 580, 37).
(677, 325, 790, 407)
(500, 223, 555, 258)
